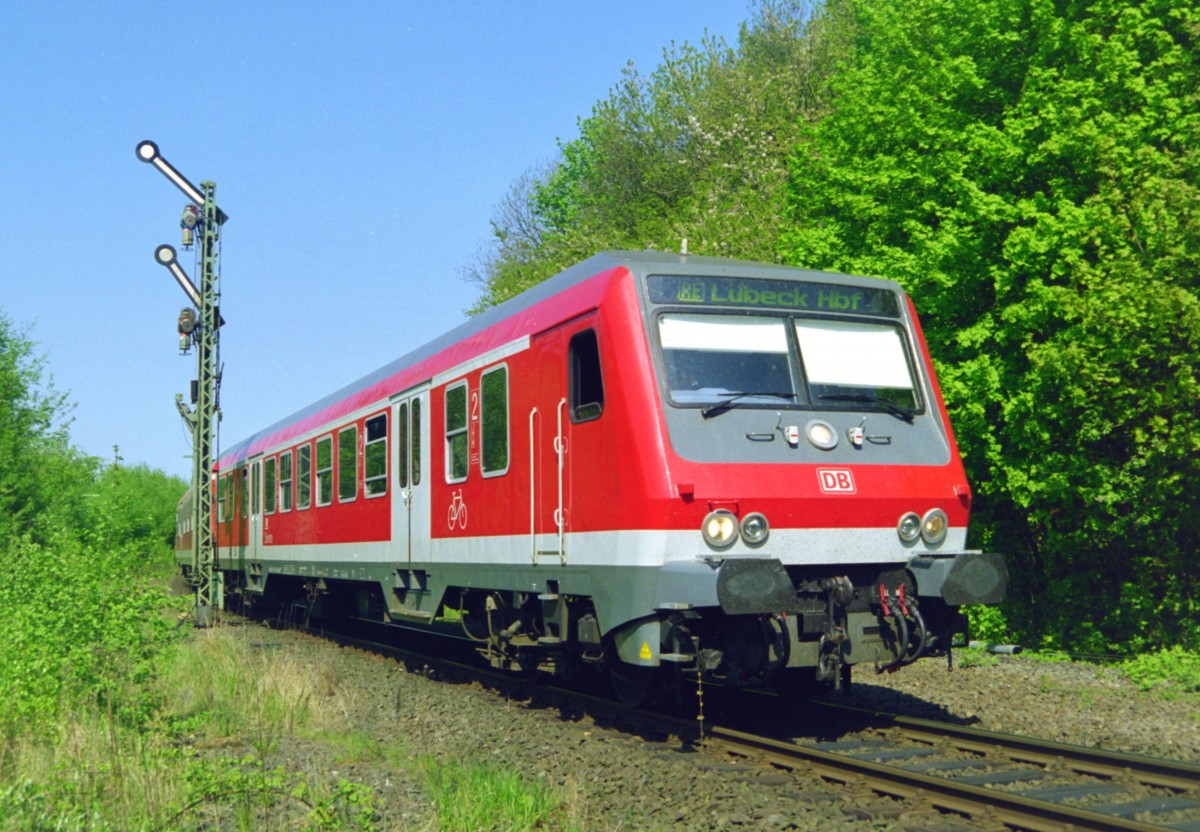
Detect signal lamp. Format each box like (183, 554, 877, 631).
(180, 205, 200, 249)
(178, 308, 196, 335)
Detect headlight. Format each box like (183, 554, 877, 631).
(702, 510, 739, 549)
(806, 419, 838, 450)
(740, 512, 769, 545)
(897, 511, 921, 543)
(921, 508, 948, 545)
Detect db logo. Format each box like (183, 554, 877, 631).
(817, 468, 856, 494)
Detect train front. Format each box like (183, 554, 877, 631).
(616, 259, 1007, 693)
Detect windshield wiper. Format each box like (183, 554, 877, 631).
(818, 393, 916, 423)
(701, 391, 796, 419)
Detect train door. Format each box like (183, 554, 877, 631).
(234, 465, 249, 565)
(393, 385, 431, 564)
(247, 457, 262, 563)
(530, 317, 601, 563)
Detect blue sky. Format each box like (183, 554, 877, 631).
(1, 1, 753, 479)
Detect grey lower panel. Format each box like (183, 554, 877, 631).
(211, 556, 907, 671)
(225, 556, 801, 638)
(232, 556, 646, 636)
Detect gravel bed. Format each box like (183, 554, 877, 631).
(854, 652, 1200, 762)
(216, 624, 1200, 831)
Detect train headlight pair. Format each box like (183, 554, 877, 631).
(897, 509, 948, 545)
(702, 510, 770, 549)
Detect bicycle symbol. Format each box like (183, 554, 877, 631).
(447, 489, 468, 531)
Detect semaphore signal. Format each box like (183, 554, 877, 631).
(137, 140, 228, 627)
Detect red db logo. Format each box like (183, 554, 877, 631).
(817, 469, 856, 494)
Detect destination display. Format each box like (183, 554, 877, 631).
(648, 274, 900, 318)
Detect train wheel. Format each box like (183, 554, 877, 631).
(609, 663, 661, 707)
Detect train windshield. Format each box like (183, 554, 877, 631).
(795, 319, 919, 413)
(657, 312, 919, 414)
(659, 314, 797, 406)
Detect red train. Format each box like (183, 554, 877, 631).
(177, 251, 1006, 701)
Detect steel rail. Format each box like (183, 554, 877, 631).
(813, 701, 1200, 792)
(704, 723, 1176, 832)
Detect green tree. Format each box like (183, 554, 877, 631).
(0, 313, 96, 548)
(468, 0, 851, 309)
(88, 455, 188, 551)
(782, 0, 1200, 651)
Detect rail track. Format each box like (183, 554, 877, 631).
(282, 614, 1200, 831)
(705, 699, 1200, 831)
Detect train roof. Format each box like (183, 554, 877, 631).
(217, 251, 905, 466)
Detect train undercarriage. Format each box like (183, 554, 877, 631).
(202, 551, 1004, 706)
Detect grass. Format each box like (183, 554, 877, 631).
(422, 756, 568, 832)
(0, 622, 584, 831)
(953, 646, 1000, 668)
(158, 627, 348, 749)
(1119, 647, 1200, 695)
(0, 625, 362, 831)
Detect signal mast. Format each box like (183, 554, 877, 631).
(137, 140, 227, 626)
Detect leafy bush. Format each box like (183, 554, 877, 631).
(0, 531, 185, 735)
(0, 779, 109, 832)
(1120, 647, 1200, 693)
(964, 604, 1010, 644)
(0, 311, 188, 735)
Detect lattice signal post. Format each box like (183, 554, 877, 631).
(137, 140, 228, 627)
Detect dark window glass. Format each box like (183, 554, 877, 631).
(365, 414, 387, 496)
(251, 462, 261, 514)
(481, 367, 508, 475)
(412, 398, 422, 485)
(264, 457, 277, 514)
(445, 383, 468, 482)
(316, 436, 333, 506)
(398, 403, 409, 489)
(338, 426, 358, 502)
(297, 444, 311, 509)
(570, 329, 604, 422)
(279, 452, 293, 512)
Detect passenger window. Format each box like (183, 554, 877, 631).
(365, 414, 387, 497)
(398, 403, 409, 489)
(297, 444, 311, 509)
(316, 436, 333, 506)
(279, 451, 293, 512)
(481, 367, 509, 476)
(338, 426, 358, 502)
(412, 398, 422, 485)
(445, 383, 468, 483)
(217, 475, 228, 523)
(570, 329, 604, 422)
